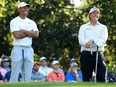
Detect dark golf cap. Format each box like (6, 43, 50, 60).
(2, 56, 9, 62)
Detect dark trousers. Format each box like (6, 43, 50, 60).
(80, 51, 107, 82)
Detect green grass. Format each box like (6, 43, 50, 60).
(0, 82, 115, 87)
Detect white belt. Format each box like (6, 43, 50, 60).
(14, 45, 31, 48)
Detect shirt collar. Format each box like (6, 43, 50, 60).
(88, 21, 100, 25)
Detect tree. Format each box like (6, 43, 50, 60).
(0, 0, 116, 72)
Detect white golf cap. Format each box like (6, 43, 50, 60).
(70, 58, 76, 62)
(89, 7, 100, 14)
(40, 56, 47, 62)
(18, 2, 30, 9)
(2, 58, 9, 62)
(71, 62, 78, 67)
(52, 60, 59, 65)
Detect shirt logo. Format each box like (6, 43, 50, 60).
(28, 22, 31, 24)
(86, 28, 91, 30)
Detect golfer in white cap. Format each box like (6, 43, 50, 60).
(78, 7, 108, 82)
(9, 2, 39, 82)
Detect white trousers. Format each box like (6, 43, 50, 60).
(9, 46, 34, 83)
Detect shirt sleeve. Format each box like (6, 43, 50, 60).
(10, 20, 20, 33)
(78, 25, 88, 46)
(31, 20, 38, 31)
(94, 25, 108, 47)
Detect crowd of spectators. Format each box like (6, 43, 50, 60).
(0, 55, 83, 83)
(0, 55, 116, 83)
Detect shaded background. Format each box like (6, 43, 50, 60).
(0, 0, 116, 73)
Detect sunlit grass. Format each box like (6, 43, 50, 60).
(0, 82, 115, 87)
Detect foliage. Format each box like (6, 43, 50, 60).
(0, 0, 116, 72)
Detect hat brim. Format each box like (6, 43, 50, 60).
(34, 63, 39, 66)
(52, 63, 60, 66)
(26, 4, 30, 8)
(71, 65, 77, 67)
(40, 59, 47, 62)
(2, 60, 9, 62)
(18, 4, 30, 9)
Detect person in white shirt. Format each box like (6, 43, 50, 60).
(9, 2, 39, 82)
(39, 56, 53, 79)
(78, 7, 108, 82)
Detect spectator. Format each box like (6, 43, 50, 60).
(4, 71, 22, 82)
(65, 58, 76, 74)
(0, 66, 7, 83)
(50, 57, 64, 74)
(39, 56, 53, 78)
(66, 62, 82, 82)
(1, 56, 11, 72)
(31, 61, 45, 82)
(47, 60, 65, 82)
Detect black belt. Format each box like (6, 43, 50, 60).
(82, 50, 103, 55)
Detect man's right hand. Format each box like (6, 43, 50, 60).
(85, 39, 94, 48)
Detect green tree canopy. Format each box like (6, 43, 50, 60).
(0, 0, 115, 71)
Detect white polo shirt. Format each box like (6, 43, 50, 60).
(39, 66, 53, 77)
(78, 21, 108, 52)
(10, 16, 38, 46)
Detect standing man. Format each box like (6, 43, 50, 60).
(78, 7, 108, 82)
(9, 2, 39, 82)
